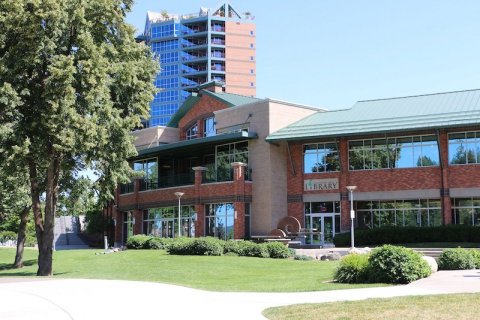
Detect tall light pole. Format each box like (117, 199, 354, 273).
(174, 192, 185, 237)
(346, 186, 357, 250)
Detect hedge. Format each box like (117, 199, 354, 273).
(333, 225, 480, 247)
(126, 235, 292, 259)
(438, 248, 476, 270)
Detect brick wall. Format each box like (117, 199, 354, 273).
(286, 129, 480, 231)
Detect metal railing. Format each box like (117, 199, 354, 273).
(120, 182, 134, 194)
(203, 167, 252, 183)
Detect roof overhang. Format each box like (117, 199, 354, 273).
(134, 131, 257, 159)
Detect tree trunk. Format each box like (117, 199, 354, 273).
(12, 206, 31, 268)
(37, 157, 61, 276)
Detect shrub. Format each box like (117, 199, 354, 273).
(334, 253, 370, 283)
(294, 254, 314, 261)
(265, 242, 292, 259)
(438, 248, 476, 270)
(146, 237, 172, 250)
(235, 241, 269, 258)
(190, 237, 224, 256)
(223, 240, 240, 255)
(368, 245, 431, 284)
(25, 235, 37, 247)
(0, 231, 17, 242)
(470, 249, 480, 269)
(166, 237, 224, 256)
(125, 235, 153, 249)
(166, 237, 195, 255)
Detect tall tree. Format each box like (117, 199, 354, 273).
(0, 0, 158, 276)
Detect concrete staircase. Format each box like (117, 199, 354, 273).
(412, 248, 444, 259)
(54, 216, 89, 250)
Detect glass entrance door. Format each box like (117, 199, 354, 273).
(307, 214, 336, 245)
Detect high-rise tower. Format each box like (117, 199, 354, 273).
(142, 3, 256, 127)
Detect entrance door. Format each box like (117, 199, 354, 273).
(307, 214, 336, 245)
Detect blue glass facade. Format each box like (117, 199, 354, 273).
(145, 4, 252, 127)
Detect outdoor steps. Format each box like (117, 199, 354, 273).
(412, 248, 444, 258)
(54, 216, 89, 250)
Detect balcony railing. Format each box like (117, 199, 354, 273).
(120, 182, 134, 194)
(211, 52, 225, 58)
(137, 174, 195, 191)
(120, 168, 251, 194)
(211, 26, 225, 32)
(182, 54, 207, 61)
(211, 39, 225, 45)
(211, 65, 225, 71)
(203, 167, 252, 183)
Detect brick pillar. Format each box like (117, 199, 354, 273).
(439, 130, 452, 224)
(133, 209, 143, 235)
(193, 166, 207, 237)
(232, 162, 247, 239)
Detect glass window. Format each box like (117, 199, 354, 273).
(186, 123, 198, 140)
(303, 142, 339, 173)
(214, 141, 248, 181)
(205, 203, 235, 240)
(449, 131, 480, 165)
(356, 199, 441, 228)
(143, 206, 195, 238)
(452, 197, 480, 225)
(132, 158, 158, 190)
(349, 135, 439, 170)
(203, 117, 216, 137)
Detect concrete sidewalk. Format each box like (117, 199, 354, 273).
(0, 269, 479, 320)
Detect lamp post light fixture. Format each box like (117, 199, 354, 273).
(174, 192, 185, 237)
(346, 186, 357, 250)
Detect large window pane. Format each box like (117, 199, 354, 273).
(304, 142, 339, 173)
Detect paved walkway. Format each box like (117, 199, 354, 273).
(0, 269, 479, 320)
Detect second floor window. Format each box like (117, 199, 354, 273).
(204, 117, 216, 137)
(133, 158, 158, 184)
(449, 131, 480, 165)
(304, 143, 339, 173)
(349, 135, 439, 170)
(186, 123, 198, 140)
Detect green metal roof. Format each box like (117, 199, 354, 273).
(267, 89, 480, 141)
(202, 90, 261, 107)
(135, 130, 257, 159)
(166, 90, 260, 128)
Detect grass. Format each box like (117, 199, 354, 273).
(262, 293, 480, 320)
(0, 248, 383, 292)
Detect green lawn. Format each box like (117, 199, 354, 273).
(262, 293, 480, 320)
(0, 248, 383, 292)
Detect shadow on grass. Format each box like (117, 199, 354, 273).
(0, 259, 37, 270)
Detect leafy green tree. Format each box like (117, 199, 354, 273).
(0, 96, 33, 268)
(0, 0, 158, 275)
(58, 176, 96, 217)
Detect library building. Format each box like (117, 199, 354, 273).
(108, 84, 480, 247)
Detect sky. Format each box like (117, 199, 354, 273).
(126, 0, 480, 110)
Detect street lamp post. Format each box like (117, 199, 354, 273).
(346, 186, 357, 250)
(174, 192, 185, 237)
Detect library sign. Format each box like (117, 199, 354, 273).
(304, 178, 339, 191)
